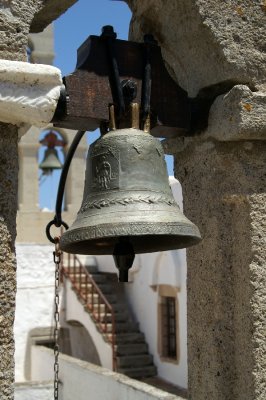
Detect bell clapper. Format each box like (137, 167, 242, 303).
(113, 238, 135, 282)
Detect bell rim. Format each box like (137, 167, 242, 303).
(59, 221, 201, 255)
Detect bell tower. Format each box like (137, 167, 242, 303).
(17, 126, 87, 243)
(17, 24, 88, 244)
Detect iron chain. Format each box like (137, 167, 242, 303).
(53, 238, 61, 400)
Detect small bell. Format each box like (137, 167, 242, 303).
(39, 148, 62, 174)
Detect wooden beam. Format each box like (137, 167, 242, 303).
(53, 35, 190, 138)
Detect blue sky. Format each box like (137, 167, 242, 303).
(53, 0, 132, 76)
(39, 0, 173, 209)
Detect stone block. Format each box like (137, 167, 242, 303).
(127, 0, 266, 97)
(206, 85, 266, 141)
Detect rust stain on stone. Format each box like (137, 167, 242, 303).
(261, 0, 266, 12)
(243, 103, 252, 112)
(235, 6, 244, 16)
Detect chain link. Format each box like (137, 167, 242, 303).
(53, 237, 61, 400)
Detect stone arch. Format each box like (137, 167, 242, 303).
(150, 251, 182, 291)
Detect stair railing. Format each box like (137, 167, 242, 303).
(61, 252, 117, 371)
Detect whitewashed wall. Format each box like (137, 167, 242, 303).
(63, 278, 112, 369)
(14, 382, 53, 400)
(32, 346, 183, 400)
(14, 244, 55, 382)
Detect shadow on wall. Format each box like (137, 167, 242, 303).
(62, 320, 101, 366)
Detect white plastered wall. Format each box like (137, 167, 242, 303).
(14, 244, 55, 382)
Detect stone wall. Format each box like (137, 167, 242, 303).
(0, 126, 18, 399)
(172, 138, 266, 399)
(0, 1, 77, 398)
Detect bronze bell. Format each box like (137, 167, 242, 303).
(39, 148, 62, 173)
(60, 126, 201, 281)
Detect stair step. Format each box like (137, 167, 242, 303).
(112, 303, 128, 312)
(114, 332, 146, 344)
(97, 283, 113, 294)
(66, 269, 103, 281)
(89, 274, 108, 283)
(79, 283, 112, 294)
(98, 321, 138, 334)
(117, 354, 153, 368)
(104, 294, 118, 304)
(84, 265, 98, 274)
(117, 365, 157, 379)
(84, 310, 131, 326)
(81, 293, 118, 304)
(68, 272, 108, 284)
(66, 266, 85, 274)
(68, 274, 88, 283)
(82, 290, 118, 301)
(85, 310, 117, 327)
(116, 343, 148, 356)
(65, 264, 99, 275)
(97, 312, 131, 323)
(84, 303, 127, 314)
(89, 309, 119, 325)
(115, 322, 139, 332)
